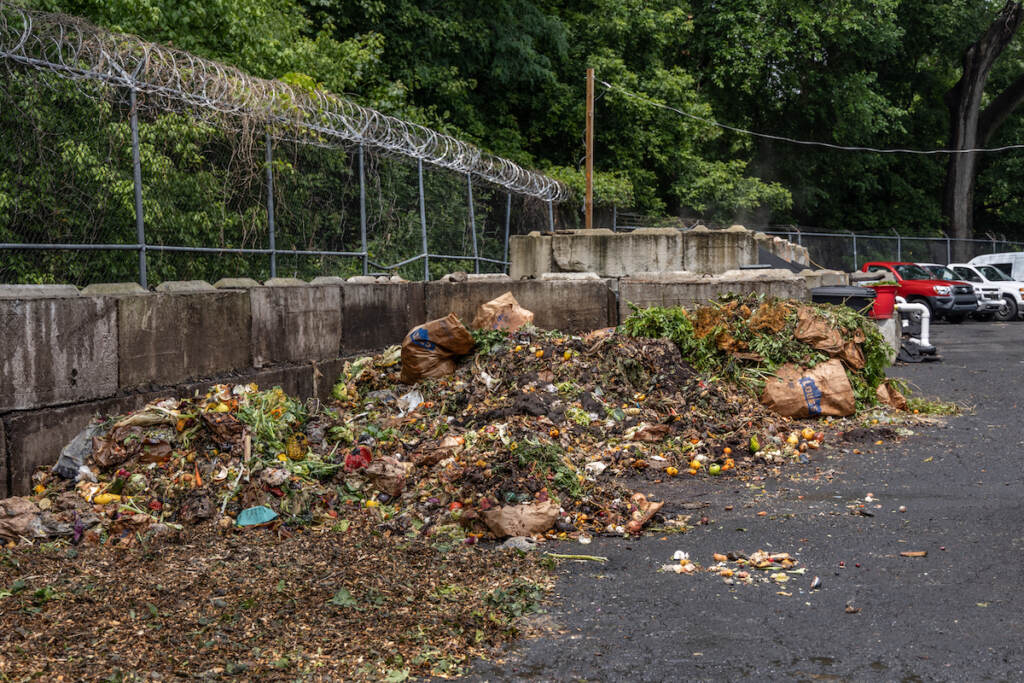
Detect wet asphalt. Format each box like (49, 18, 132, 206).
(467, 320, 1024, 681)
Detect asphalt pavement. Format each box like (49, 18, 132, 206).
(468, 319, 1024, 681)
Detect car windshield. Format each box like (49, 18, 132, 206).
(893, 264, 932, 280)
(952, 266, 981, 282)
(979, 265, 1011, 281)
(930, 266, 959, 280)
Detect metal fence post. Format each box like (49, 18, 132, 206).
(358, 144, 368, 275)
(852, 234, 858, 271)
(129, 88, 147, 289)
(946, 238, 952, 264)
(897, 234, 902, 261)
(612, 205, 617, 232)
(503, 192, 511, 274)
(265, 132, 276, 279)
(467, 173, 479, 273)
(418, 159, 429, 281)
(548, 199, 555, 232)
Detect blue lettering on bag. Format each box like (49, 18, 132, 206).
(410, 327, 436, 350)
(799, 377, 823, 416)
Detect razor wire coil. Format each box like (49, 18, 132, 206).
(0, 2, 568, 202)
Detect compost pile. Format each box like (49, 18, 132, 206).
(621, 294, 898, 410)
(7, 330, 824, 550)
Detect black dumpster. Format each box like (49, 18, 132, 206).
(810, 285, 877, 313)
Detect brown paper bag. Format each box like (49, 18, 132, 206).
(875, 381, 908, 410)
(400, 313, 475, 384)
(481, 500, 559, 537)
(471, 292, 534, 331)
(840, 341, 866, 369)
(760, 359, 856, 417)
(795, 307, 845, 356)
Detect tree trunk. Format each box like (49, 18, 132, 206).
(943, 1, 1024, 261)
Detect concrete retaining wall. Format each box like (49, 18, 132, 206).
(617, 270, 808, 320)
(1, 270, 814, 496)
(0, 295, 118, 412)
(510, 224, 810, 279)
(424, 277, 616, 333)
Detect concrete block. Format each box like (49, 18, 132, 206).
(3, 393, 157, 496)
(155, 280, 215, 293)
(467, 273, 512, 281)
(681, 227, 757, 273)
(0, 284, 80, 299)
(0, 297, 118, 411)
(510, 233, 554, 279)
(619, 272, 808, 320)
(801, 269, 850, 288)
(118, 291, 251, 387)
(876, 317, 899, 364)
(1, 422, 8, 498)
(425, 280, 615, 333)
(310, 276, 348, 286)
(213, 277, 261, 289)
(251, 285, 342, 367)
(347, 276, 378, 284)
(550, 229, 682, 277)
(539, 272, 602, 280)
(342, 282, 426, 352)
(80, 282, 149, 296)
(263, 277, 307, 287)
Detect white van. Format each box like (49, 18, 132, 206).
(968, 252, 1024, 281)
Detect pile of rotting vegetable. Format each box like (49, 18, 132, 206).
(7, 329, 818, 551)
(620, 293, 899, 410)
(3, 294, 902, 550)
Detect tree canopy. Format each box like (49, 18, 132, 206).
(10, 0, 1024, 249)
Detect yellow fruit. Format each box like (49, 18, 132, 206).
(93, 493, 121, 505)
(801, 427, 816, 441)
(563, 350, 572, 360)
(787, 432, 800, 445)
(689, 459, 701, 470)
(33, 484, 46, 494)
(666, 466, 679, 477)
(535, 350, 544, 358)
(364, 499, 379, 508)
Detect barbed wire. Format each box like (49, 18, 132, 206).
(0, 2, 568, 201)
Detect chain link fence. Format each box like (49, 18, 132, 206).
(760, 229, 1024, 272)
(0, 4, 562, 287)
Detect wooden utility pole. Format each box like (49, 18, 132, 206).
(585, 67, 594, 230)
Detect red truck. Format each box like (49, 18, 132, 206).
(860, 261, 978, 323)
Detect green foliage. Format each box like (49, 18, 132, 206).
(10, 0, 1024, 287)
(484, 578, 545, 620)
(470, 328, 509, 355)
(514, 440, 582, 499)
(622, 297, 890, 410)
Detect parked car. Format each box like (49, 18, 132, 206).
(860, 261, 977, 323)
(949, 262, 1024, 321)
(968, 252, 1024, 282)
(918, 262, 1004, 321)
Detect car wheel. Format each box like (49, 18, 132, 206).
(995, 295, 1018, 322)
(906, 297, 932, 323)
(946, 313, 966, 324)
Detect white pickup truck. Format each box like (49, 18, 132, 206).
(918, 263, 1002, 320)
(949, 263, 1024, 321)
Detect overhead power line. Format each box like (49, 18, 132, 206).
(598, 79, 1024, 155)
